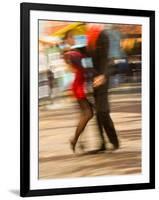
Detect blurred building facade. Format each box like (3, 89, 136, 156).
(38, 21, 141, 100)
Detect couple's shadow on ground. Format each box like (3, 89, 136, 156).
(78, 149, 108, 156)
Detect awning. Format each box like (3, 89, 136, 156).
(51, 22, 86, 38)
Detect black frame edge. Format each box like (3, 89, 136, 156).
(20, 2, 30, 197)
(20, 2, 155, 197)
(23, 183, 155, 197)
(149, 11, 155, 188)
(21, 2, 154, 17)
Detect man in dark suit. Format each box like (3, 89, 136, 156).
(86, 25, 119, 150)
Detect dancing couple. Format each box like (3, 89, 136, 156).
(63, 25, 119, 153)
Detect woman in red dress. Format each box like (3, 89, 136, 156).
(64, 50, 93, 152)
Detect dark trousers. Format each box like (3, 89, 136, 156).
(89, 29, 119, 148)
(94, 93, 119, 148)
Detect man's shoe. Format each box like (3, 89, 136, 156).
(112, 143, 119, 150)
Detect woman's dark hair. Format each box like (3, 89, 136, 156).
(62, 30, 74, 41)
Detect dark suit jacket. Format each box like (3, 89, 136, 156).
(88, 29, 110, 95)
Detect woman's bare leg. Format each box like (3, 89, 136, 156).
(70, 99, 93, 152)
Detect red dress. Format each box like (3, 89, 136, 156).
(64, 51, 86, 99)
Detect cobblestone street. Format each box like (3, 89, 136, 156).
(39, 91, 141, 179)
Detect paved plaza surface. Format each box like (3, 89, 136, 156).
(39, 88, 141, 179)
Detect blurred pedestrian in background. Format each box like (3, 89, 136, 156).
(47, 69, 54, 99)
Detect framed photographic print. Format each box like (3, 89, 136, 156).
(20, 2, 155, 197)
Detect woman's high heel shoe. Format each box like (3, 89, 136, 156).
(70, 139, 76, 153)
